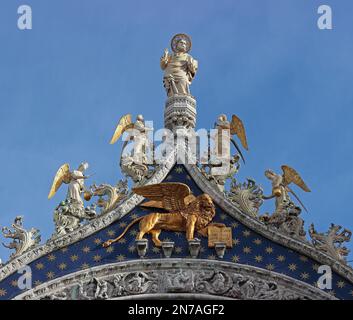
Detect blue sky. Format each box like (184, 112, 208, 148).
(0, 0, 353, 262)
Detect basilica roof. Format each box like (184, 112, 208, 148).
(1, 160, 353, 300)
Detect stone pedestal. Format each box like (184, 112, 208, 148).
(214, 242, 227, 259)
(164, 95, 196, 131)
(161, 241, 175, 258)
(135, 239, 148, 258)
(188, 239, 201, 258)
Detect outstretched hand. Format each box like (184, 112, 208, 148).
(163, 48, 169, 59)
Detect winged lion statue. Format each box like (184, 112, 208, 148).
(103, 182, 225, 247)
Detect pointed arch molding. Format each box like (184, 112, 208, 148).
(1, 147, 353, 290)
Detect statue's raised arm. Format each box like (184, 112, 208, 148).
(161, 34, 198, 97)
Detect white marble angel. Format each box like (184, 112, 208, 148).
(110, 114, 154, 183)
(48, 162, 90, 205)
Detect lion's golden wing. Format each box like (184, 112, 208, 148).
(48, 163, 71, 199)
(282, 165, 311, 192)
(133, 182, 192, 211)
(230, 114, 248, 150)
(109, 114, 133, 144)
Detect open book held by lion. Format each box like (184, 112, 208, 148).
(103, 182, 225, 247)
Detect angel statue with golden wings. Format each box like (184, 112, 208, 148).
(48, 162, 90, 204)
(263, 165, 311, 213)
(48, 162, 96, 237)
(110, 114, 153, 183)
(261, 165, 311, 239)
(212, 114, 248, 164)
(203, 114, 248, 190)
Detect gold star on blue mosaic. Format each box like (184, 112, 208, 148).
(94, 238, 102, 245)
(82, 246, 91, 253)
(253, 238, 262, 245)
(58, 263, 67, 270)
(36, 262, 44, 270)
(70, 254, 79, 262)
(337, 280, 346, 289)
(266, 263, 275, 271)
(0, 289, 7, 297)
(81, 263, 90, 270)
(265, 246, 274, 254)
(300, 272, 310, 280)
(152, 247, 160, 254)
(116, 254, 125, 262)
(288, 263, 297, 272)
(106, 246, 114, 253)
(243, 246, 252, 254)
(47, 254, 56, 261)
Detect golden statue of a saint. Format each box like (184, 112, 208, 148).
(160, 34, 198, 97)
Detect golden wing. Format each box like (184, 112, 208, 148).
(109, 114, 133, 145)
(133, 183, 192, 212)
(230, 114, 248, 150)
(48, 163, 71, 199)
(281, 165, 311, 192)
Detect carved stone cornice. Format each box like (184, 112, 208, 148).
(13, 259, 335, 300)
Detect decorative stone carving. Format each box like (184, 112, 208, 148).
(309, 223, 352, 263)
(123, 272, 158, 295)
(200, 155, 241, 193)
(226, 178, 263, 217)
(164, 95, 196, 130)
(41, 291, 68, 300)
(15, 260, 335, 300)
(51, 199, 97, 239)
(70, 271, 158, 300)
(226, 275, 281, 300)
(91, 180, 128, 214)
(120, 155, 156, 184)
(195, 270, 232, 295)
(165, 270, 194, 292)
(260, 203, 307, 241)
(1, 216, 41, 259)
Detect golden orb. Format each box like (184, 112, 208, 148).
(273, 187, 282, 197)
(84, 191, 92, 201)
